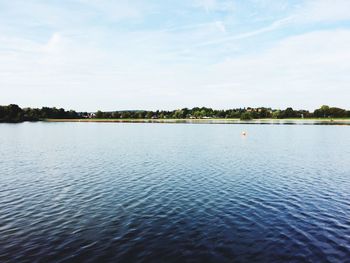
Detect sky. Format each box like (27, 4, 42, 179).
(1, 0, 350, 111)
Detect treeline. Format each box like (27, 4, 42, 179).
(93, 105, 350, 120)
(0, 104, 79, 122)
(1, 104, 349, 123)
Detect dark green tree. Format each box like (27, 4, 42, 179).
(240, 112, 253, 120)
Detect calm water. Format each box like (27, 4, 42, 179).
(1, 123, 350, 263)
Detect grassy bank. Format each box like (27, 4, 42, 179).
(44, 118, 350, 124)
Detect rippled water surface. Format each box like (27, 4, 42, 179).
(1, 122, 350, 263)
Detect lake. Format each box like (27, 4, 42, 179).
(0, 122, 350, 262)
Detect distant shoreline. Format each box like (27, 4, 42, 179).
(43, 118, 350, 125)
(2, 104, 349, 123)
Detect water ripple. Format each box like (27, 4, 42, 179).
(0, 123, 350, 262)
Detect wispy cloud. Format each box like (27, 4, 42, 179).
(193, 16, 294, 48)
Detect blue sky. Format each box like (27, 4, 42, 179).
(1, 0, 350, 111)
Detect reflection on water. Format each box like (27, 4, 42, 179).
(0, 122, 350, 262)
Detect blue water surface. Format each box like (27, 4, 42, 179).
(0, 122, 350, 262)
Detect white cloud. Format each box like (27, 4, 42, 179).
(214, 21, 227, 33)
(200, 29, 350, 109)
(2, 28, 349, 111)
(194, 0, 235, 13)
(1, 1, 350, 110)
(195, 0, 217, 12)
(77, 0, 147, 21)
(297, 0, 350, 23)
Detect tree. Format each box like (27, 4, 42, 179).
(320, 105, 330, 118)
(96, 110, 104, 118)
(173, 109, 184, 119)
(258, 108, 271, 118)
(329, 107, 347, 118)
(240, 112, 253, 120)
(284, 107, 297, 118)
(272, 110, 282, 119)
